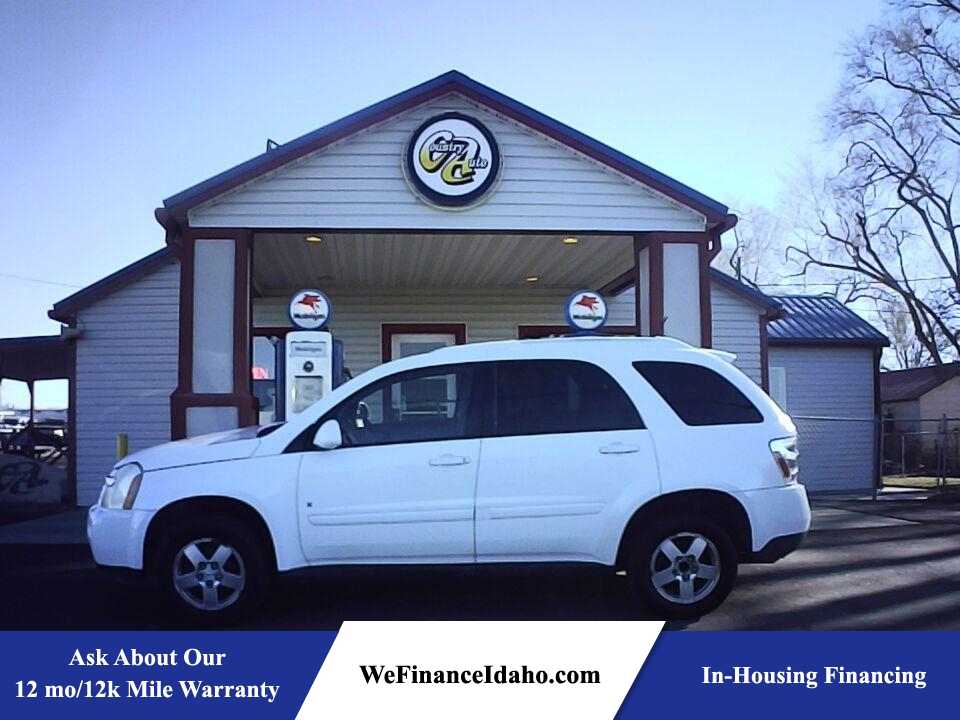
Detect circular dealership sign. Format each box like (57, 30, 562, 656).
(565, 290, 608, 332)
(288, 289, 332, 330)
(404, 112, 502, 209)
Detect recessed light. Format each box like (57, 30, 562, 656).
(305, 235, 323, 243)
(563, 236, 578, 245)
(525, 276, 539, 283)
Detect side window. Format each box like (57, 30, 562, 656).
(495, 360, 643, 437)
(633, 361, 763, 426)
(330, 363, 481, 447)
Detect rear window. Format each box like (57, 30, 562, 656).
(633, 361, 763, 426)
(496, 359, 643, 436)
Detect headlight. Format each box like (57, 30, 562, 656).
(769, 437, 799, 484)
(100, 462, 143, 509)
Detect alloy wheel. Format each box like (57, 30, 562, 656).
(649, 531, 721, 605)
(172, 537, 246, 611)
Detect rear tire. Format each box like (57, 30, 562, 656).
(627, 515, 737, 620)
(154, 515, 272, 626)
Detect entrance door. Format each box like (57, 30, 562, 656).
(297, 362, 484, 563)
(382, 324, 466, 363)
(475, 359, 658, 563)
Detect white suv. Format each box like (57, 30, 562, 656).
(88, 337, 809, 621)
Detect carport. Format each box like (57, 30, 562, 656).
(0, 334, 74, 502)
(0, 335, 71, 422)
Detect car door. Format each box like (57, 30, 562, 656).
(297, 362, 485, 564)
(475, 359, 658, 563)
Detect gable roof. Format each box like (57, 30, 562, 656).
(767, 295, 888, 347)
(880, 363, 960, 403)
(159, 70, 733, 229)
(709, 269, 784, 316)
(48, 248, 177, 324)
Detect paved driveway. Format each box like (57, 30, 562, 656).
(1, 496, 959, 629)
(686, 496, 960, 630)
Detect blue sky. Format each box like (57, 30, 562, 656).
(0, 0, 883, 406)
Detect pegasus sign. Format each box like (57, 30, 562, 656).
(288, 289, 332, 331)
(565, 290, 608, 332)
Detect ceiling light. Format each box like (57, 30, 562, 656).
(305, 235, 323, 243)
(563, 236, 579, 245)
(525, 276, 539, 283)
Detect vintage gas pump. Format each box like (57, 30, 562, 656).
(276, 289, 345, 420)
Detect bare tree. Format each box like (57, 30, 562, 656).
(788, 0, 960, 366)
(718, 204, 793, 291)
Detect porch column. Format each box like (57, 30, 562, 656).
(170, 229, 256, 439)
(636, 231, 712, 347)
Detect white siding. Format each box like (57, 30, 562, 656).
(662, 244, 701, 345)
(190, 93, 705, 233)
(769, 346, 877, 493)
(192, 239, 235, 395)
(74, 262, 180, 504)
(256, 288, 598, 376)
(710, 284, 762, 384)
(608, 282, 763, 384)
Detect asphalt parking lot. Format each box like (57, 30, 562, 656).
(2, 495, 960, 630)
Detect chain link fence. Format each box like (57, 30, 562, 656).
(790, 416, 880, 494)
(882, 416, 960, 490)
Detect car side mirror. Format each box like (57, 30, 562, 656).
(312, 419, 343, 450)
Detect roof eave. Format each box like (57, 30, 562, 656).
(161, 70, 730, 225)
(768, 337, 890, 348)
(49, 248, 178, 323)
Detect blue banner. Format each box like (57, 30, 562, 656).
(0, 629, 948, 718)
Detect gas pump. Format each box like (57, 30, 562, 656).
(275, 289, 345, 420)
(278, 331, 347, 419)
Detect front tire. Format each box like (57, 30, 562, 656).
(628, 515, 737, 620)
(154, 516, 272, 625)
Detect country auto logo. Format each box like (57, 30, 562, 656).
(288, 289, 331, 330)
(566, 290, 608, 331)
(405, 112, 501, 209)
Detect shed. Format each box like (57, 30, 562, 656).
(768, 295, 889, 492)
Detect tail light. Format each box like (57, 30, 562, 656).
(769, 436, 799, 484)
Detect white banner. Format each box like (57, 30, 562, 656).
(297, 621, 663, 719)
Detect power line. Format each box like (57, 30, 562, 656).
(748, 275, 954, 288)
(0, 273, 81, 289)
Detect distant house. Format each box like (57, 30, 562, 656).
(881, 363, 960, 430)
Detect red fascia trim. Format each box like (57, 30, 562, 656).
(49, 248, 177, 323)
(453, 86, 728, 225)
(163, 82, 461, 220)
(759, 318, 770, 392)
(160, 78, 731, 226)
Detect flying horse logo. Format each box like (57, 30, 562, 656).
(418, 130, 489, 186)
(574, 294, 601, 312)
(297, 293, 324, 314)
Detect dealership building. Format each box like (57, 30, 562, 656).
(5, 71, 888, 504)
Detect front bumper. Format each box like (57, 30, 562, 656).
(86, 505, 153, 569)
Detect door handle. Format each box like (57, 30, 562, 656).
(599, 443, 640, 455)
(429, 454, 471, 467)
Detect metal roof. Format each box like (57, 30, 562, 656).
(767, 295, 888, 346)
